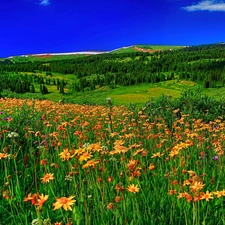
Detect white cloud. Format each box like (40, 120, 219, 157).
(182, 0, 225, 12)
(39, 0, 50, 6)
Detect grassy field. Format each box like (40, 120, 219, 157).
(2, 43, 225, 224)
(135, 44, 183, 50)
(7, 54, 86, 63)
(3, 68, 225, 108)
(1, 97, 225, 224)
(3, 75, 225, 107)
(110, 45, 183, 54)
(110, 46, 136, 54)
(1, 78, 198, 106)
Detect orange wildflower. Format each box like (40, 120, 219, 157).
(97, 177, 102, 182)
(82, 159, 100, 169)
(78, 152, 92, 162)
(0, 153, 10, 159)
(133, 149, 144, 156)
(40, 173, 54, 183)
(2, 190, 10, 200)
(115, 196, 122, 202)
(73, 147, 85, 156)
(110, 132, 118, 138)
(171, 180, 178, 186)
(185, 194, 192, 202)
(127, 159, 138, 171)
(86, 143, 102, 152)
(149, 163, 155, 170)
(151, 152, 164, 158)
(193, 193, 204, 202)
(23, 193, 33, 202)
(37, 194, 49, 207)
(58, 148, 73, 161)
(107, 203, 114, 210)
(53, 196, 76, 211)
(190, 181, 205, 192)
(24, 193, 48, 207)
(30, 193, 39, 205)
(213, 190, 224, 198)
(177, 192, 189, 199)
(187, 170, 196, 176)
(133, 169, 141, 177)
(115, 184, 125, 192)
(183, 180, 191, 186)
(168, 190, 177, 195)
(169, 150, 180, 158)
(40, 159, 47, 165)
(127, 184, 140, 194)
(107, 176, 114, 182)
(201, 191, 214, 201)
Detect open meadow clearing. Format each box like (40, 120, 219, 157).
(1, 0, 225, 223)
(1, 96, 225, 225)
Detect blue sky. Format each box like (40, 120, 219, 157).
(0, 0, 225, 57)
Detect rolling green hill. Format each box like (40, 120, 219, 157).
(2, 44, 184, 62)
(1, 43, 225, 106)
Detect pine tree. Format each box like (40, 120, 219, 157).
(43, 85, 48, 94)
(60, 80, 64, 94)
(40, 84, 43, 94)
(57, 79, 60, 90)
(30, 84, 35, 93)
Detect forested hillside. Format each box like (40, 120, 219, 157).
(0, 44, 225, 96)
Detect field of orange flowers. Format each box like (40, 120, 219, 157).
(1, 97, 225, 225)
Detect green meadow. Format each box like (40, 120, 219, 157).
(2, 43, 225, 224)
(0, 75, 203, 106)
(1, 91, 225, 224)
(2, 70, 225, 107)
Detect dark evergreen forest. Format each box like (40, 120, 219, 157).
(1, 43, 225, 94)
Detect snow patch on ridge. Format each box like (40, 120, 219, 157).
(7, 45, 135, 58)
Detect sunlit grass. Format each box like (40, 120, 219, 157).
(1, 97, 225, 224)
(0, 80, 200, 107)
(136, 45, 183, 50)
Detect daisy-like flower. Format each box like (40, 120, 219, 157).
(40, 173, 54, 183)
(107, 202, 114, 210)
(54, 222, 62, 225)
(127, 184, 140, 194)
(149, 163, 155, 171)
(40, 159, 47, 165)
(58, 148, 74, 161)
(213, 190, 224, 198)
(23, 193, 33, 202)
(53, 196, 76, 211)
(190, 181, 205, 192)
(82, 159, 100, 169)
(151, 152, 164, 158)
(78, 152, 92, 162)
(200, 190, 214, 201)
(168, 190, 177, 195)
(24, 193, 48, 207)
(115, 196, 122, 202)
(127, 159, 138, 171)
(0, 153, 10, 160)
(37, 194, 49, 207)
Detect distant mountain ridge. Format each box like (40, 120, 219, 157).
(7, 46, 135, 58)
(6, 44, 183, 59)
